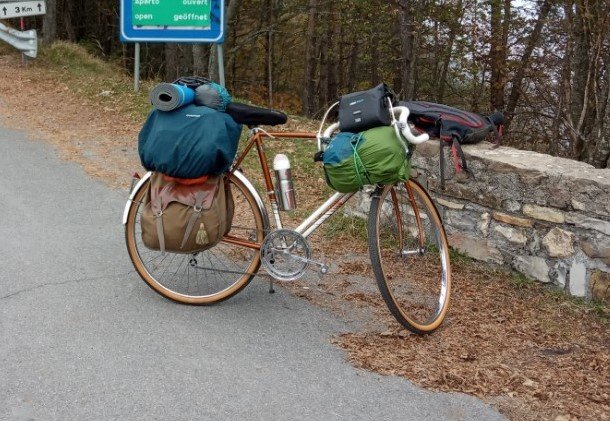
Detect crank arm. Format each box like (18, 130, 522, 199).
(279, 251, 329, 274)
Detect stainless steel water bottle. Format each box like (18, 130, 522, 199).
(273, 154, 297, 210)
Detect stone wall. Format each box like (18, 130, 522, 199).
(358, 141, 610, 303)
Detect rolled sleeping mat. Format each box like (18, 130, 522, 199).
(149, 83, 196, 112)
(195, 82, 232, 111)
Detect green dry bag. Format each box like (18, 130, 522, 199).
(322, 126, 411, 193)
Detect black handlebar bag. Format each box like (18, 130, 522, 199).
(338, 84, 396, 133)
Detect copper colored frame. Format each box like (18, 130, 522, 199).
(224, 130, 354, 250)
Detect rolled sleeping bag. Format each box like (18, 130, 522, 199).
(149, 83, 196, 112)
(195, 82, 232, 111)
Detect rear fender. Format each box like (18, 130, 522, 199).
(122, 172, 152, 225)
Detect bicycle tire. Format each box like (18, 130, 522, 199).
(368, 180, 451, 334)
(125, 173, 265, 305)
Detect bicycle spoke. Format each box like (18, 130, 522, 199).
(125, 174, 263, 304)
(369, 181, 451, 334)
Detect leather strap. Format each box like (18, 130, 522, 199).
(154, 195, 165, 254)
(179, 190, 206, 249)
(440, 140, 447, 190)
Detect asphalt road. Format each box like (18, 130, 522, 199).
(0, 127, 504, 420)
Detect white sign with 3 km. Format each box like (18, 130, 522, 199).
(0, 1, 46, 19)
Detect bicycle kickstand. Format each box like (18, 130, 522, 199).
(269, 277, 275, 294)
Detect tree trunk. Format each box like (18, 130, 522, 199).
(590, 46, 610, 168)
(504, 0, 552, 131)
(489, 0, 510, 110)
(398, 0, 417, 100)
(266, 29, 274, 106)
(570, 0, 595, 160)
(208, 0, 241, 84)
(317, 35, 327, 111)
(42, 0, 57, 45)
(347, 40, 359, 93)
(224, 0, 242, 87)
(62, 0, 76, 42)
(437, 0, 463, 103)
(562, 0, 610, 165)
(337, 21, 345, 94)
(224, 0, 242, 50)
(165, 44, 179, 81)
(301, 0, 319, 116)
(324, 1, 338, 105)
(192, 45, 208, 76)
(370, 35, 379, 87)
(229, 4, 240, 91)
(264, 0, 275, 106)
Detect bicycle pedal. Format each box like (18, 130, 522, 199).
(290, 254, 328, 274)
(305, 259, 328, 275)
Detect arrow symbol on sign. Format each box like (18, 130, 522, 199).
(37, 3, 42, 12)
(2, 7, 7, 15)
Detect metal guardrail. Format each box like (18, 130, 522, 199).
(0, 21, 37, 57)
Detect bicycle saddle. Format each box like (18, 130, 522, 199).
(225, 102, 288, 127)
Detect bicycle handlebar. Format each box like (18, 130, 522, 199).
(390, 106, 429, 145)
(321, 122, 341, 139)
(320, 106, 429, 146)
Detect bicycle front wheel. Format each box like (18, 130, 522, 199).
(125, 173, 265, 305)
(368, 180, 451, 334)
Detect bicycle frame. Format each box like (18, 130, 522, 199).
(121, 103, 450, 332)
(228, 129, 355, 245)
(122, 126, 423, 252)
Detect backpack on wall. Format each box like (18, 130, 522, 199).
(400, 101, 504, 188)
(322, 126, 411, 193)
(140, 172, 233, 254)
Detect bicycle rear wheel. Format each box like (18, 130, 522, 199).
(368, 180, 451, 334)
(125, 173, 265, 304)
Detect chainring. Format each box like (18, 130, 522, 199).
(260, 229, 311, 281)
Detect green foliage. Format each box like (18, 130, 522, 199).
(38, 42, 154, 122)
(547, 286, 609, 322)
(41, 41, 109, 75)
(448, 247, 475, 265)
(510, 271, 536, 290)
(323, 213, 368, 245)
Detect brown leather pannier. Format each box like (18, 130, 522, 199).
(141, 172, 233, 253)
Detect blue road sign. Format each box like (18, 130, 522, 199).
(120, 0, 225, 43)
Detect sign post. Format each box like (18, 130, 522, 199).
(134, 42, 140, 92)
(120, 0, 225, 91)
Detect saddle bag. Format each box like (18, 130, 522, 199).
(140, 172, 233, 254)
